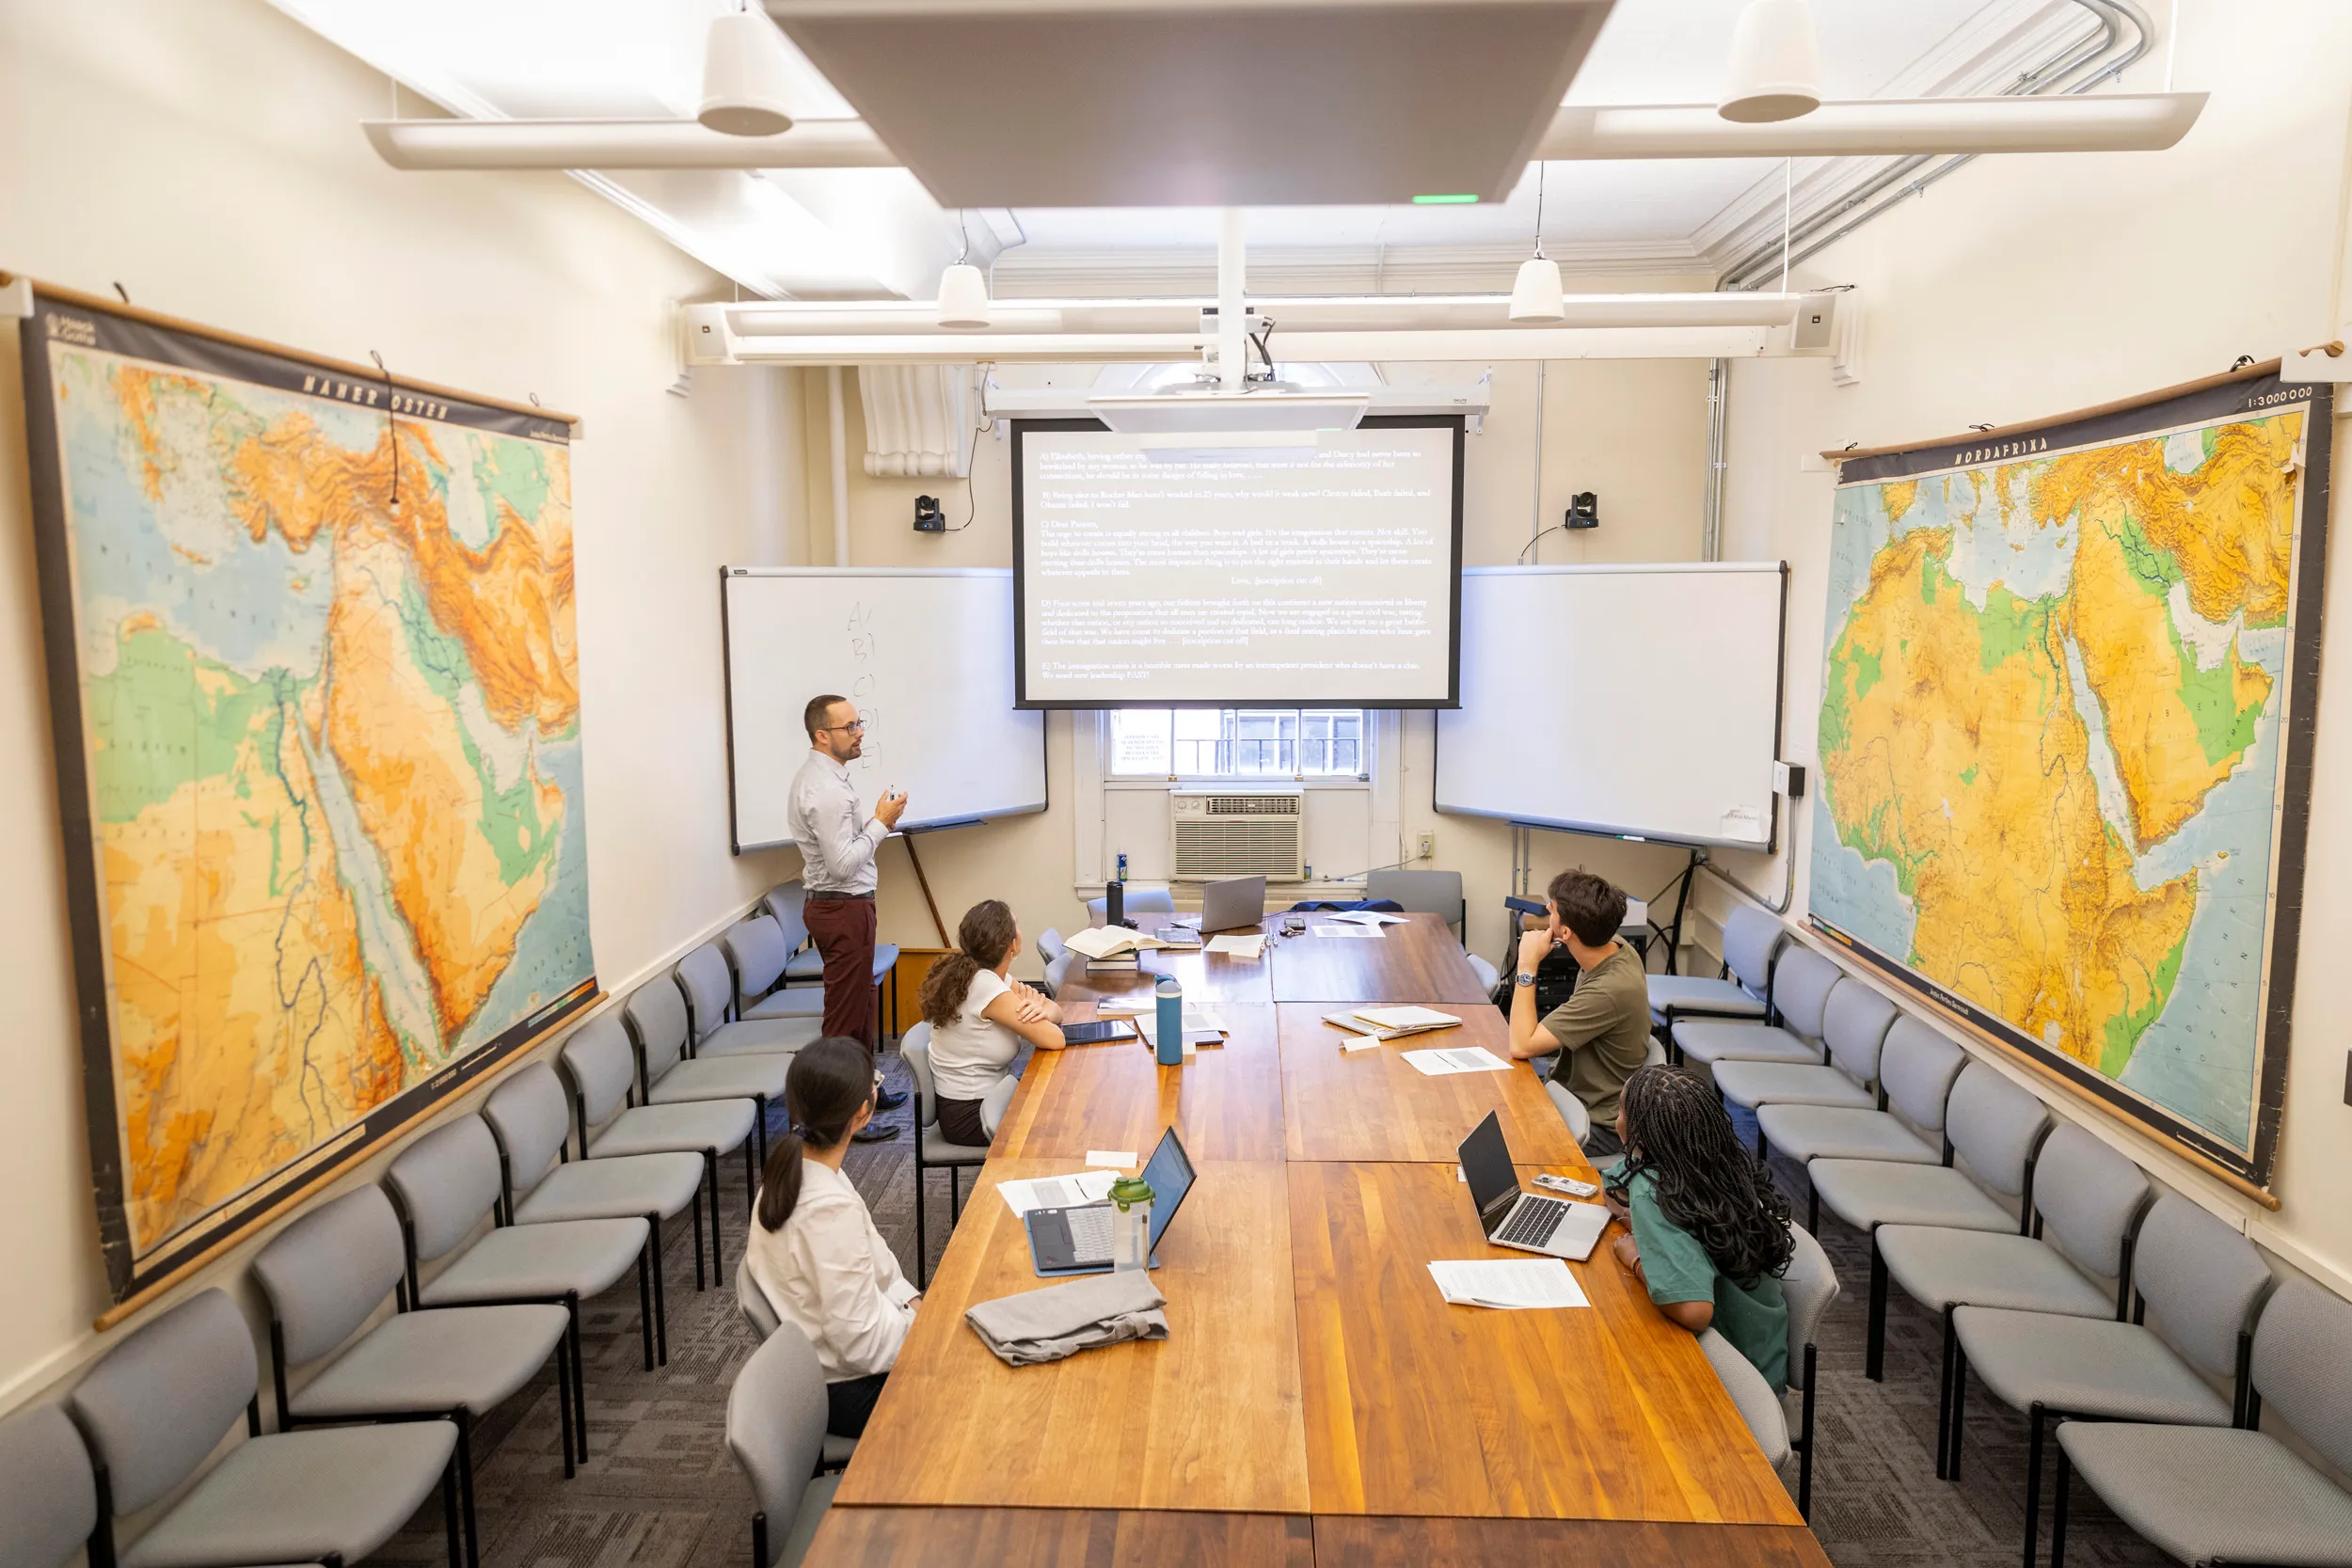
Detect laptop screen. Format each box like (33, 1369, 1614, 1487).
(1456, 1112, 1520, 1229)
(1138, 1126, 1197, 1248)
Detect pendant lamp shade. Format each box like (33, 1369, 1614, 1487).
(1719, 0, 1821, 124)
(700, 10, 799, 136)
(936, 262, 991, 328)
(1508, 256, 1565, 323)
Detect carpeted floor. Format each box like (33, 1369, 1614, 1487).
(376, 1053, 2173, 1568)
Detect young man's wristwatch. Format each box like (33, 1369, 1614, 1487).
(1515, 971, 1537, 988)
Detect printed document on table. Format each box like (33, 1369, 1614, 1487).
(1402, 1045, 1513, 1076)
(1132, 1008, 1227, 1049)
(996, 1169, 1119, 1217)
(1428, 1259, 1589, 1309)
(1324, 910, 1411, 927)
(1311, 923, 1383, 939)
(1204, 933, 1266, 958)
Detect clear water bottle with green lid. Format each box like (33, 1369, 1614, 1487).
(1108, 1173, 1153, 1272)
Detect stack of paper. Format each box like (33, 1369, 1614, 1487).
(1311, 922, 1383, 939)
(1129, 1007, 1228, 1052)
(995, 1169, 1120, 1217)
(1322, 1006, 1461, 1044)
(1402, 1045, 1512, 1076)
(1323, 909, 1411, 927)
(1203, 933, 1266, 959)
(1427, 1259, 1589, 1309)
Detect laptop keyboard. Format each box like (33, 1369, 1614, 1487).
(1064, 1203, 1115, 1262)
(1496, 1196, 1567, 1249)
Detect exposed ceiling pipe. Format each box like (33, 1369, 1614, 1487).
(1537, 91, 2201, 160)
(1717, 0, 2158, 291)
(361, 117, 894, 169)
(710, 292, 1804, 337)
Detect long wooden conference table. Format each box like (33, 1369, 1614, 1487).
(803, 913, 1826, 1568)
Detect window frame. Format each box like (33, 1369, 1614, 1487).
(1105, 705, 1373, 784)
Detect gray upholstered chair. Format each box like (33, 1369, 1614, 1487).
(1808, 1060, 2054, 1379)
(1036, 927, 1067, 964)
(1648, 903, 1785, 1031)
(675, 944, 826, 1059)
(1467, 952, 1500, 993)
(1699, 1325, 1789, 1472)
(68, 1288, 460, 1568)
(624, 974, 789, 1167)
(557, 1014, 757, 1285)
(482, 1060, 704, 1367)
(1877, 1123, 2154, 1480)
(1954, 1193, 2275, 1568)
(2052, 1279, 2352, 1568)
(1043, 949, 1079, 995)
(1717, 978, 1899, 1118)
(1671, 946, 1840, 1069)
(723, 915, 825, 1021)
(1542, 1036, 1666, 1146)
(727, 1323, 841, 1568)
(1088, 888, 1174, 927)
(383, 1117, 654, 1464)
(0, 1402, 97, 1568)
(731, 1259, 859, 1473)
(899, 1022, 988, 1289)
(1692, 1222, 1840, 1521)
(1760, 1018, 1974, 1225)
(1365, 868, 1466, 934)
(251, 1186, 573, 1560)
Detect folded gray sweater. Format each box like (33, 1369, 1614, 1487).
(964, 1269, 1168, 1366)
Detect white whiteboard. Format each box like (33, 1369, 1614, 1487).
(1435, 563, 1786, 850)
(722, 568, 1047, 851)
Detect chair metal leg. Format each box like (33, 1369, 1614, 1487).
(636, 1237, 656, 1370)
(1806, 1177, 1819, 1236)
(692, 1157, 710, 1290)
(745, 1132, 758, 1216)
(709, 1148, 726, 1279)
(456, 1410, 481, 1568)
(2024, 1404, 2045, 1568)
(1949, 1332, 1969, 1481)
(1935, 1304, 1959, 1480)
(1867, 1232, 1888, 1382)
(651, 1212, 671, 1365)
(950, 1164, 962, 1223)
(441, 1454, 464, 1568)
(1797, 1341, 1818, 1521)
(568, 1292, 588, 1465)
(914, 1153, 930, 1289)
(553, 1339, 576, 1479)
(2050, 1449, 2073, 1568)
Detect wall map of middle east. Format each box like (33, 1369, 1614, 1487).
(1811, 371, 2329, 1188)
(19, 289, 597, 1302)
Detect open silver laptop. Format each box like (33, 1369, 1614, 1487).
(1199, 875, 1266, 933)
(1457, 1112, 1611, 1260)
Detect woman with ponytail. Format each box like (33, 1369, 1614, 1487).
(1604, 1063, 1796, 1389)
(919, 899, 1064, 1147)
(744, 1037, 918, 1437)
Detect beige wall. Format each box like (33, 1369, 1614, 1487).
(797, 335, 1720, 965)
(0, 0, 803, 1403)
(1705, 0, 2352, 1289)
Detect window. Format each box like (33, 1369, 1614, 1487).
(1108, 708, 1366, 779)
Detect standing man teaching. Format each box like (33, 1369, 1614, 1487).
(790, 693, 910, 1143)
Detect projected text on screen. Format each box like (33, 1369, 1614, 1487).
(1014, 421, 1461, 706)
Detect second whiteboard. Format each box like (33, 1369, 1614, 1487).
(722, 568, 1047, 851)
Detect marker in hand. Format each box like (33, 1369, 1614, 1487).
(876, 787, 910, 831)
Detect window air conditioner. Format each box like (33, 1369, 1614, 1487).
(1171, 789, 1305, 881)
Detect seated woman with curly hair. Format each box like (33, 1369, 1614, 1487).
(1604, 1063, 1795, 1388)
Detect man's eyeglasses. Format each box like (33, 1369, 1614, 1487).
(821, 720, 867, 734)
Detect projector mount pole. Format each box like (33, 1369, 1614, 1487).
(1217, 207, 1247, 390)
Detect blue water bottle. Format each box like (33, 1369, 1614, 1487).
(1154, 974, 1184, 1067)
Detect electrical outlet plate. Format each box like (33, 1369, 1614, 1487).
(1416, 832, 1436, 860)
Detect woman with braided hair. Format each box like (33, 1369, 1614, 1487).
(1604, 1062, 1795, 1388)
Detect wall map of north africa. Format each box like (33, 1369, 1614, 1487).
(1811, 372, 2329, 1186)
(21, 291, 596, 1300)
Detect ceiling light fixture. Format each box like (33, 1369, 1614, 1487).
(1508, 163, 1565, 324)
(700, 9, 801, 136)
(1719, 0, 1821, 125)
(936, 212, 990, 328)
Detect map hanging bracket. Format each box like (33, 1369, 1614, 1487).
(0, 275, 32, 319)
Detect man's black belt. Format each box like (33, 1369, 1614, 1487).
(805, 889, 874, 900)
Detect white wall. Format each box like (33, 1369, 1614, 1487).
(0, 0, 803, 1404)
(1707, 0, 2352, 1286)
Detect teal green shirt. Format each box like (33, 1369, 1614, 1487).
(1624, 1168, 1788, 1391)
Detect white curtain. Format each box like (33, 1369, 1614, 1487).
(858, 364, 975, 478)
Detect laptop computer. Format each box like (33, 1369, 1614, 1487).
(1199, 875, 1266, 934)
(1025, 1127, 1197, 1277)
(1457, 1112, 1612, 1261)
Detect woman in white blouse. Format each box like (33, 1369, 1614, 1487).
(745, 1037, 919, 1435)
(919, 899, 1065, 1147)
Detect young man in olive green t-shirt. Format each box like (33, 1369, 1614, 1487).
(1505, 868, 1651, 1157)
